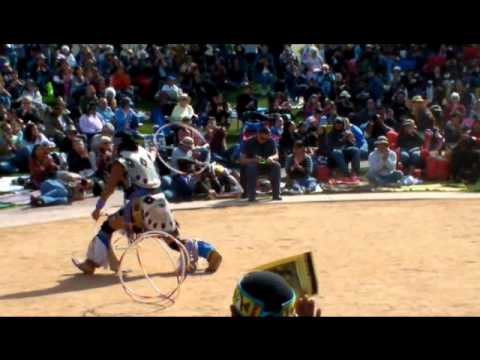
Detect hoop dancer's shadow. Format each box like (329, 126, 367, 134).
(0, 271, 179, 301)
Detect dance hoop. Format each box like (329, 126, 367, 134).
(117, 230, 190, 304)
(153, 123, 211, 176)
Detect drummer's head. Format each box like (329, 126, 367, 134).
(113, 131, 138, 156)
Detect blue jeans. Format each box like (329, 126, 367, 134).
(367, 170, 403, 186)
(291, 176, 318, 193)
(39, 179, 70, 206)
(244, 162, 281, 201)
(400, 148, 422, 168)
(330, 147, 361, 176)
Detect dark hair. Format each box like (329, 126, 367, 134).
(293, 140, 305, 149)
(30, 144, 44, 161)
(114, 131, 138, 153)
(24, 123, 38, 143)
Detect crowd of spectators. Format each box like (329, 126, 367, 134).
(2, 44, 480, 206)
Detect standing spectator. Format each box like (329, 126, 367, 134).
(397, 119, 424, 174)
(79, 102, 104, 143)
(327, 117, 360, 178)
(170, 93, 196, 124)
(240, 126, 282, 202)
(285, 141, 317, 194)
(367, 136, 403, 186)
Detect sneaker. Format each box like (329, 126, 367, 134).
(205, 250, 223, 273)
(272, 196, 283, 201)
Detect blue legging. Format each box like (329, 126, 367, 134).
(400, 148, 422, 168)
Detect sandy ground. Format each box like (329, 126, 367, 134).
(1, 199, 480, 316)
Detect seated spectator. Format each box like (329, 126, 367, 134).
(67, 137, 93, 174)
(367, 136, 403, 187)
(269, 91, 291, 114)
(451, 135, 480, 183)
(16, 96, 43, 125)
(411, 95, 435, 131)
(206, 163, 243, 199)
(110, 65, 132, 96)
(445, 91, 466, 121)
(170, 93, 196, 124)
(285, 141, 317, 194)
(240, 126, 282, 202)
(391, 90, 410, 123)
(96, 97, 115, 123)
(6, 70, 25, 102)
(170, 136, 198, 170)
(90, 123, 115, 153)
(346, 116, 368, 160)
(23, 122, 55, 154)
(208, 94, 231, 128)
(279, 120, 301, 166)
(336, 90, 355, 117)
(0, 77, 12, 110)
(158, 75, 182, 104)
(29, 143, 58, 189)
(445, 111, 468, 147)
(235, 82, 257, 122)
(78, 84, 98, 115)
(365, 114, 393, 151)
(0, 121, 25, 174)
(79, 102, 104, 143)
(113, 97, 140, 132)
(271, 114, 284, 141)
(397, 119, 424, 174)
(204, 117, 227, 160)
(384, 107, 400, 132)
(231, 271, 321, 317)
(353, 98, 377, 128)
(327, 117, 360, 178)
(19, 79, 44, 108)
(303, 94, 323, 118)
(30, 175, 93, 207)
(44, 99, 74, 144)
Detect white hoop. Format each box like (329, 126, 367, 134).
(117, 230, 190, 304)
(153, 123, 211, 176)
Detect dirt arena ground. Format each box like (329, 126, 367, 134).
(1, 199, 480, 316)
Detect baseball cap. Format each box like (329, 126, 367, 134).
(334, 117, 344, 124)
(375, 135, 389, 145)
(393, 66, 401, 72)
(167, 75, 176, 81)
(340, 90, 351, 99)
(402, 119, 415, 127)
(411, 95, 425, 103)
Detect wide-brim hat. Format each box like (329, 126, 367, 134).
(375, 136, 389, 145)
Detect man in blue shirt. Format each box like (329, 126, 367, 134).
(97, 97, 115, 123)
(114, 97, 139, 131)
